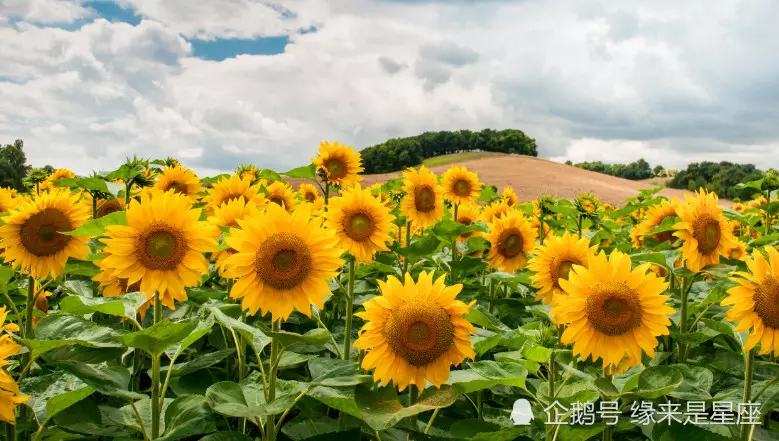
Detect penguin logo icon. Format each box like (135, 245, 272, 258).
(510, 399, 534, 425)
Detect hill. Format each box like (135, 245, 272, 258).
(357, 153, 723, 205)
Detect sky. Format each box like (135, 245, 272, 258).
(1, 0, 779, 176)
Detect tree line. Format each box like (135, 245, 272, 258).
(668, 161, 763, 201)
(360, 129, 538, 174)
(566, 158, 662, 181)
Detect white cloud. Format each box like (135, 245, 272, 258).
(0, 0, 93, 24)
(1, 0, 779, 176)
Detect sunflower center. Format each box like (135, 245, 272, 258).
(754, 278, 779, 328)
(137, 224, 187, 270)
(585, 282, 643, 336)
(729, 248, 743, 259)
(304, 192, 317, 203)
(324, 158, 347, 179)
(552, 259, 580, 288)
(453, 180, 471, 197)
(693, 214, 721, 254)
(254, 233, 312, 290)
(97, 200, 123, 218)
(270, 196, 286, 207)
(344, 212, 375, 242)
(414, 186, 436, 213)
(384, 302, 455, 367)
(497, 229, 524, 258)
(19, 208, 73, 257)
(165, 181, 188, 195)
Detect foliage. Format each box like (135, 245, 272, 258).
(668, 161, 763, 200)
(361, 129, 538, 173)
(0, 140, 29, 191)
(574, 158, 654, 180)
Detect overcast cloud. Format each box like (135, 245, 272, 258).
(1, 0, 778, 175)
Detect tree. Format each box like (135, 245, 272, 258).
(653, 165, 665, 177)
(669, 161, 762, 200)
(43, 165, 55, 175)
(0, 139, 29, 191)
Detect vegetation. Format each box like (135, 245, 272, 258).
(421, 151, 505, 167)
(0, 140, 29, 191)
(571, 158, 655, 180)
(668, 161, 763, 200)
(361, 129, 537, 173)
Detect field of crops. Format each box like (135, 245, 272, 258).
(0, 141, 778, 441)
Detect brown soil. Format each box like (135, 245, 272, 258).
(290, 154, 729, 206)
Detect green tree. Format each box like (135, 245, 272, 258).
(0, 139, 29, 191)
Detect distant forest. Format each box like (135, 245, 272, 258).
(361, 129, 537, 174)
(668, 161, 763, 201)
(568, 159, 661, 181)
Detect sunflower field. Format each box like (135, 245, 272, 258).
(0, 143, 778, 441)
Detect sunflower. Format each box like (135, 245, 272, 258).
(266, 181, 297, 212)
(208, 198, 260, 276)
(0, 190, 90, 279)
(673, 189, 738, 272)
(298, 183, 320, 203)
(722, 248, 779, 355)
(236, 164, 259, 182)
(354, 271, 476, 391)
(630, 199, 680, 248)
(481, 201, 512, 224)
(96, 198, 125, 218)
(502, 187, 518, 207)
(553, 250, 674, 371)
(485, 210, 537, 273)
(574, 193, 600, 215)
(93, 259, 152, 319)
(205, 174, 266, 210)
(455, 203, 482, 243)
(97, 189, 218, 309)
(368, 183, 391, 205)
(400, 167, 444, 229)
(40, 168, 76, 191)
(441, 166, 481, 205)
(312, 141, 364, 187)
(528, 231, 597, 305)
(0, 306, 28, 425)
(726, 241, 747, 260)
(326, 184, 394, 263)
(224, 203, 344, 320)
(154, 165, 203, 199)
(0, 191, 19, 214)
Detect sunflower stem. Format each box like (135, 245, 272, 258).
(488, 278, 496, 314)
(324, 181, 330, 209)
(602, 425, 613, 441)
(424, 408, 440, 434)
(267, 320, 281, 441)
(539, 214, 546, 245)
(92, 193, 98, 219)
(678, 276, 692, 362)
(403, 221, 412, 273)
(450, 203, 458, 283)
(548, 350, 556, 400)
(151, 294, 162, 439)
(576, 215, 583, 238)
(343, 259, 355, 360)
(5, 421, 15, 441)
(741, 348, 756, 441)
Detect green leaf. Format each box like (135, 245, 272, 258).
(63, 211, 127, 236)
(478, 185, 499, 203)
(199, 433, 254, 441)
(398, 233, 441, 259)
(281, 164, 317, 180)
(465, 305, 510, 332)
(654, 423, 732, 441)
(21, 370, 95, 423)
(63, 259, 100, 277)
(432, 220, 486, 242)
(24, 313, 124, 358)
(59, 292, 145, 318)
(159, 395, 217, 441)
(208, 305, 272, 353)
(116, 319, 198, 357)
(53, 398, 122, 436)
(520, 342, 553, 363)
(165, 313, 216, 360)
(625, 365, 684, 399)
(55, 361, 145, 400)
(354, 384, 457, 430)
(112, 398, 174, 435)
(749, 233, 779, 246)
(447, 361, 528, 394)
(159, 348, 235, 378)
(206, 375, 306, 421)
(0, 265, 14, 296)
(668, 364, 713, 401)
(308, 358, 372, 387)
(258, 169, 285, 183)
(272, 327, 331, 348)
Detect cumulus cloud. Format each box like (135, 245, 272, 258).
(1, 0, 779, 176)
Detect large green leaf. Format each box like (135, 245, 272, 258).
(273, 328, 331, 349)
(23, 313, 124, 358)
(59, 292, 146, 318)
(281, 164, 317, 180)
(668, 364, 713, 401)
(206, 374, 306, 422)
(447, 361, 529, 394)
(307, 358, 372, 387)
(63, 211, 127, 236)
(111, 398, 174, 435)
(165, 313, 216, 359)
(199, 433, 254, 441)
(624, 365, 684, 399)
(21, 370, 95, 423)
(159, 348, 235, 377)
(207, 305, 272, 352)
(116, 318, 198, 357)
(158, 395, 217, 441)
(398, 233, 442, 260)
(55, 361, 145, 400)
(465, 305, 511, 332)
(52, 398, 122, 436)
(354, 384, 457, 431)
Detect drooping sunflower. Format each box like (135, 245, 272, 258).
(236, 164, 259, 182)
(485, 210, 537, 273)
(326, 184, 394, 263)
(354, 271, 476, 391)
(0, 306, 28, 425)
(528, 231, 597, 305)
(400, 166, 444, 229)
(266, 181, 297, 212)
(673, 189, 738, 272)
(96, 197, 125, 218)
(481, 201, 512, 224)
(312, 141, 364, 187)
(441, 166, 481, 205)
(455, 203, 482, 243)
(224, 203, 344, 320)
(154, 165, 203, 199)
(205, 174, 265, 210)
(553, 250, 674, 371)
(298, 183, 320, 203)
(207, 198, 260, 276)
(630, 199, 680, 248)
(574, 192, 600, 216)
(502, 187, 518, 207)
(0, 189, 90, 279)
(722, 247, 779, 355)
(97, 189, 218, 309)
